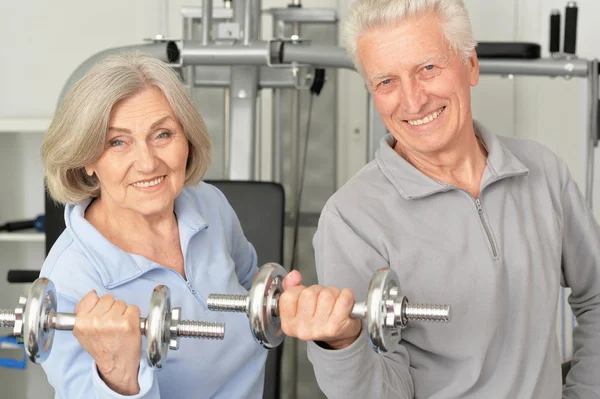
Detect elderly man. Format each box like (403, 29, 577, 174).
(279, 0, 600, 398)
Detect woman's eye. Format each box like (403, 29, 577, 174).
(157, 131, 172, 139)
(109, 139, 124, 147)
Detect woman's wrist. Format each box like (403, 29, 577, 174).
(99, 364, 141, 395)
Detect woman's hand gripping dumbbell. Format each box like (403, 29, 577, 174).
(206, 263, 451, 353)
(0, 278, 225, 377)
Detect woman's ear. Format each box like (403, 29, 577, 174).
(84, 165, 94, 177)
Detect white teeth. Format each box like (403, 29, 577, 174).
(133, 176, 164, 188)
(407, 107, 444, 126)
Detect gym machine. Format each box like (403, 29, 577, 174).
(3, 0, 595, 396)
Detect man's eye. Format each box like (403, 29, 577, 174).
(381, 79, 391, 85)
(424, 65, 435, 71)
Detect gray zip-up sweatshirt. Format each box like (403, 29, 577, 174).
(307, 121, 600, 398)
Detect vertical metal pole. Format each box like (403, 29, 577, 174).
(585, 59, 598, 207)
(202, 0, 213, 46)
(272, 89, 282, 183)
(272, 18, 286, 184)
(182, 17, 196, 91)
(227, 0, 261, 180)
(224, 88, 231, 178)
(243, 0, 252, 46)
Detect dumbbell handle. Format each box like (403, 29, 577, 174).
(0, 308, 224, 339)
(350, 300, 451, 325)
(206, 294, 450, 325)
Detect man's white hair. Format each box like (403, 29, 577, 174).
(343, 0, 477, 74)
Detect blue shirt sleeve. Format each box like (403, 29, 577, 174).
(228, 201, 258, 290)
(41, 293, 161, 399)
(209, 184, 258, 290)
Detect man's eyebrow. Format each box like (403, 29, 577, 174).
(414, 54, 443, 67)
(370, 73, 395, 84)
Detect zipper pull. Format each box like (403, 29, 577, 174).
(475, 199, 484, 213)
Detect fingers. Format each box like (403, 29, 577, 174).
(313, 287, 341, 322)
(329, 288, 356, 325)
(75, 290, 100, 314)
(296, 286, 324, 321)
(123, 305, 141, 328)
(93, 294, 117, 315)
(123, 304, 141, 319)
(283, 270, 303, 291)
(110, 300, 127, 316)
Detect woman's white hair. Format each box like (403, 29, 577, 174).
(343, 0, 477, 74)
(42, 51, 212, 204)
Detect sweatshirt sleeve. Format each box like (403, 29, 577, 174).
(559, 161, 600, 397)
(307, 210, 414, 399)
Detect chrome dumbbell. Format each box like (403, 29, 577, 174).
(0, 278, 225, 369)
(207, 263, 451, 353)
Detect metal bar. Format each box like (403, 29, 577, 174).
(585, 59, 599, 206)
(279, 43, 592, 77)
(350, 302, 367, 319)
(479, 58, 589, 77)
(51, 313, 77, 330)
(224, 87, 231, 178)
(272, 89, 282, 183)
(182, 41, 593, 78)
(255, 90, 262, 180)
(58, 41, 179, 106)
(281, 43, 354, 69)
(243, 0, 252, 46)
(180, 6, 233, 19)
(266, 7, 338, 23)
(181, 42, 270, 66)
(272, 14, 287, 185)
(202, 0, 213, 46)
(228, 66, 259, 179)
(182, 18, 196, 89)
(193, 66, 306, 88)
(250, 0, 262, 43)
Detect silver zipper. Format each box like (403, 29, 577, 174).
(475, 198, 498, 258)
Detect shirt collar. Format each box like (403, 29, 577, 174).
(375, 120, 529, 200)
(65, 187, 208, 288)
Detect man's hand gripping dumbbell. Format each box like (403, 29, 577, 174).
(206, 263, 451, 353)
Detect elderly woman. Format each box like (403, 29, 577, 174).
(39, 52, 267, 398)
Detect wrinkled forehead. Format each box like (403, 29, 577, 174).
(357, 14, 453, 73)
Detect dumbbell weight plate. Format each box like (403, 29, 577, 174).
(365, 268, 401, 354)
(23, 278, 57, 363)
(146, 285, 171, 369)
(248, 263, 286, 349)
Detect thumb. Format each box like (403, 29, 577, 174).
(282, 270, 303, 291)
